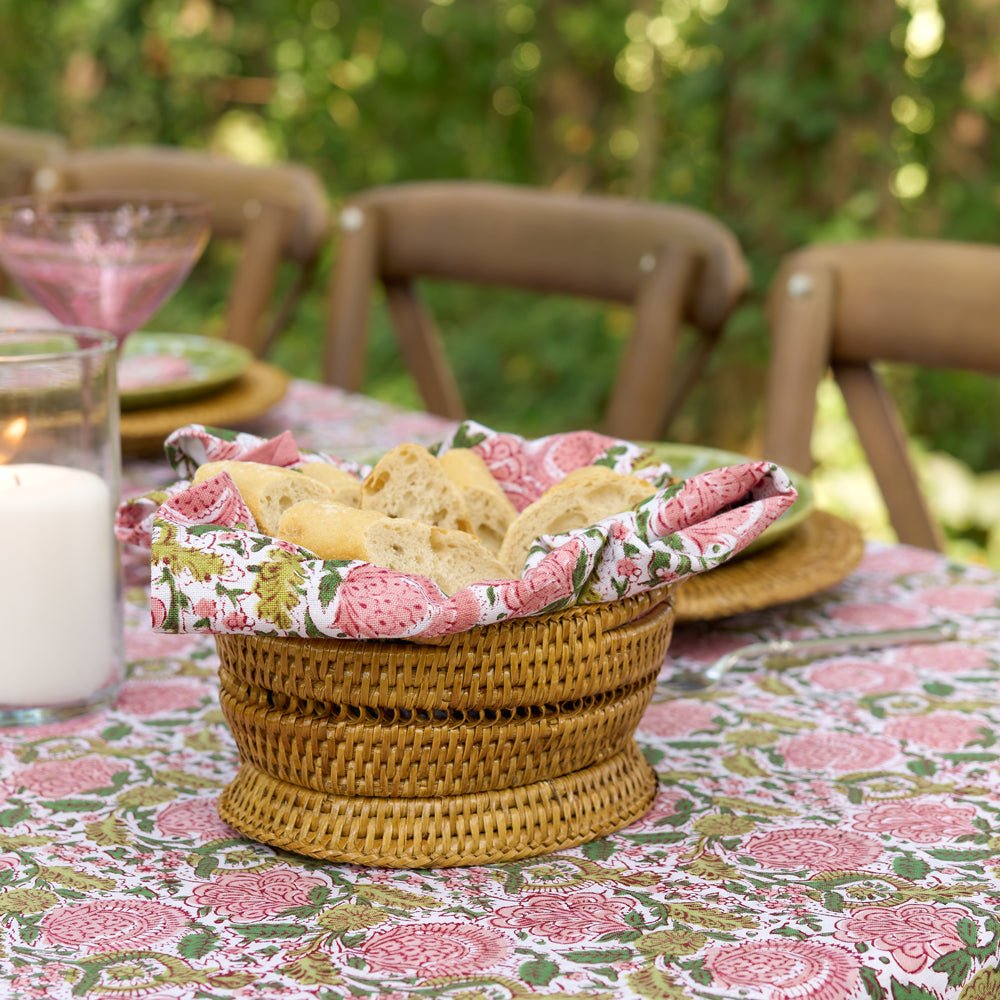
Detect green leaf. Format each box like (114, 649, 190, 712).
(892, 855, 930, 880)
(564, 948, 634, 964)
(582, 838, 617, 861)
(0, 805, 31, 828)
(923, 681, 954, 697)
(254, 550, 307, 630)
(928, 848, 995, 862)
(890, 981, 944, 1000)
(859, 966, 887, 1000)
(822, 891, 844, 912)
(154, 520, 228, 582)
(100, 723, 133, 741)
(519, 958, 559, 986)
(231, 923, 303, 940)
(84, 815, 131, 847)
(355, 886, 443, 910)
(178, 930, 218, 959)
(282, 952, 343, 986)
(36, 867, 116, 891)
(955, 917, 980, 947)
(318, 567, 344, 608)
(931, 948, 972, 988)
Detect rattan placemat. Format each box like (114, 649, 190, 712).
(674, 510, 864, 622)
(119, 360, 289, 457)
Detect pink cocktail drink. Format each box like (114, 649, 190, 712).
(0, 194, 210, 349)
(0, 237, 204, 346)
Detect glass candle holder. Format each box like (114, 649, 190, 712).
(0, 327, 123, 724)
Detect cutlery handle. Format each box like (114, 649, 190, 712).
(666, 622, 959, 691)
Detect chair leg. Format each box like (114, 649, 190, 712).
(385, 281, 465, 421)
(761, 261, 836, 473)
(835, 362, 944, 551)
(604, 245, 696, 441)
(324, 211, 379, 391)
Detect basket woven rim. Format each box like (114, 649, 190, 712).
(675, 509, 864, 622)
(120, 360, 289, 456)
(218, 741, 657, 868)
(215, 585, 676, 710)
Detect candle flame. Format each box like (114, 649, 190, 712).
(0, 417, 27, 465)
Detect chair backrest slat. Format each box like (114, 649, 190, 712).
(326, 180, 749, 440)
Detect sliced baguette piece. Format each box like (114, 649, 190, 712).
(360, 442, 473, 533)
(438, 448, 518, 555)
(277, 501, 510, 595)
(298, 463, 363, 507)
(192, 460, 334, 535)
(498, 465, 655, 574)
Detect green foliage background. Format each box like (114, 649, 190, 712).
(1, 0, 998, 483)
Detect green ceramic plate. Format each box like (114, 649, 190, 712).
(118, 333, 253, 411)
(643, 442, 814, 556)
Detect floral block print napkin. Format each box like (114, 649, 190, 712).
(115, 421, 796, 640)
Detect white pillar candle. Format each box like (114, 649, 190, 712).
(0, 464, 117, 705)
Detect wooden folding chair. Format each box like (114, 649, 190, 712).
(762, 239, 1000, 550)
(324, 181, 749, 441)
(36, 145, 331, 356)
(0, 123, 68, 296)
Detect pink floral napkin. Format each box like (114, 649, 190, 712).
(116, 421, 797, 639)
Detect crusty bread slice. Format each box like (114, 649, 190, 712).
(498, 465, 655, 574)
(360, 443, 473, 533)
(277, 501, 509, 595)
(438, 448, 517, 554)
(298, 463, 362, 507)
(192, 460, 334, 535)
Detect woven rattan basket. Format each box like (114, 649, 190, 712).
(216, 585, 675, 867)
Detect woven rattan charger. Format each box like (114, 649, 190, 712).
(217, 585, 676, 868)
(120, 361, 289, 457)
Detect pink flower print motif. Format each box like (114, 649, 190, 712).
(161, 473, 255, 530)
(616, 557, 642, 580)
(778, 732, 898, 773)
(834, 902, 967, 973)
(860, 547, 941, 576)
(222, 609, 253, 632)
(640, 699, 718, 739)
(189, 867, 326, 920)
(358, 922, 512, 976)
(150, 596, 167, 630)
(829, 603, 927, 630)
(539, 430, 616, 483)
(884, 711, 988, 751)
(115, 681, 206, 717)
(332, 564, 434, 638)
(41, 900, 188, 952)
(193, 597, 217, 618)
(852, 799, 978, 843)
(806, 658, 917, 695)
(489, 891, 634, 944)
(742, 827, 883, 872)
(637, 787, 687, 826)
(899, 641, 992, 675)
(703, 939, 860, 1000)
(502, 542, 580, 614)
(436, 588, 483, 634)
(475, 434, 534, 510)
(668, 632, 746, 664)
(156, 798, 236, 842)
(913, 585, 995, 613)
(17, 756, 127, 798)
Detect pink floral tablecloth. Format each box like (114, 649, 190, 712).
(3, 381, 998, 1000)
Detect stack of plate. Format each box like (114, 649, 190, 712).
(117, 332, 289, 457)
(650, 444, 865, 621)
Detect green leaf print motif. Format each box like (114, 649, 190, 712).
(254, 550, 307, 630)
(155, 521, 227, 583)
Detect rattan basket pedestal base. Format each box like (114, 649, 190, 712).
(219, 740, 657, 868)
(215, 588, 675, 868)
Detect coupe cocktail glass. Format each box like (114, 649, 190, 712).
(0, 191, 210, 350)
